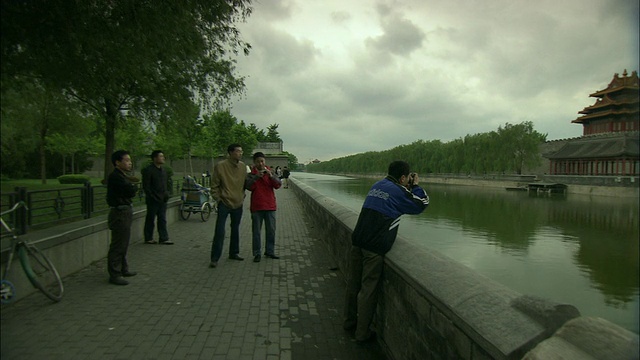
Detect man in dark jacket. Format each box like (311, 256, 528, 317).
(282, 166, 290, 188)
(343, 160, 429, 342)
(142, 150, 172, 245)
(106, 150, 139, 285)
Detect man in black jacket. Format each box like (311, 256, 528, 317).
(106, 150, 139, 285)
(142, 150, 173, 245)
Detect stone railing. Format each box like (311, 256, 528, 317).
(289, 178, 639, 359)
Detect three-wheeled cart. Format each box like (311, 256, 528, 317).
(179, 176, 216, 221)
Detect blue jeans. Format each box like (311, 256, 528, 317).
(210, 201, 243, 262)
(251, 211, 276, 256)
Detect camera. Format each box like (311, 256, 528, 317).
(408, 173, 416, 186)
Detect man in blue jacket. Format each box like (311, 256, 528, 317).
(343, 160, 429, 343)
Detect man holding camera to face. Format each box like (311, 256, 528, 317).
(244, 152, 282, 262)
(343, 160, 429, 343)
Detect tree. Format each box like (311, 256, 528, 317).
(232, 120, 258, 156)
(496, 122, 547, 174)
(155, 102, 203, 175)
(283, 151, 299, 170)
(200, 110, 238, 162)
(1, 0, 252, 181)
(307, 121, 547, 175)
(0, 78, 73, 183)
(1, 82, 38, 178)
(247, 123, 267, 142)
(265, 123, 282, 142)
(46, 113, 99, 175)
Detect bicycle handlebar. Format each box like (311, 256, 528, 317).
(0, 201, 28, 216)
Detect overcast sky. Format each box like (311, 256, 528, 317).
(229, 0, 639, 164)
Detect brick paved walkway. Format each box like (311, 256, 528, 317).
(0, 186, 385, 360)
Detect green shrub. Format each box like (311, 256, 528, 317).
(57, 174, 91, 184)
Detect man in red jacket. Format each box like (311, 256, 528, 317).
(244, 152, 282, 262)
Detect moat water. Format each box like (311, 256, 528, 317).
(291, 172, 639, 334)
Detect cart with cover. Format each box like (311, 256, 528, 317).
(179, 176, 216, 221)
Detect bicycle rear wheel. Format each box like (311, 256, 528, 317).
(18, 245, 64, 302)
(179, 204, 191, 220)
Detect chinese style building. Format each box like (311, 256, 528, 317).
(546, 70, 639, 176)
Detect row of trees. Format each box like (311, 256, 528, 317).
(1, 79, 290, 179)
(1, 0, 293, 182)
(307, 121, 547, 175)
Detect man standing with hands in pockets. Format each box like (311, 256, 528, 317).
(244, 152, 282, 262)
(142, 150, 172, 245)
(209, 144, 247, 268)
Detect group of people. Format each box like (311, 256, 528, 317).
(105, 144, 430, 345)
(105, 144, 286, 284)
(208, 144, 283, 267)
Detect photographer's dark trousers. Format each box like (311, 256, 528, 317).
(343, 246, 384, 341)
(144, 199, 168, 242)
(108, 206, 133, 278)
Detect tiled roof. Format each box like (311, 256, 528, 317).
(546, 132, 639, 159)
(589, 69, 639, 97)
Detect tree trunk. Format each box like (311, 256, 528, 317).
(39, 140, 47, 184)
(103, 98, 117, 182)
(71, 153, 76, 174)
(62, 155, 66, 175)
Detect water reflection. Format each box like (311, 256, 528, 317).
(292, 173, 639, 333)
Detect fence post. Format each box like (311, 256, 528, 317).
(81, 182, 91, 219)
(14, 186, 28, 234)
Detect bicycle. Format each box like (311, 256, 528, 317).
(1, 201, 64, 304)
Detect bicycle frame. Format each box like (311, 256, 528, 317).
(1, 202, 64, 304)
(1, 203, 26, 303)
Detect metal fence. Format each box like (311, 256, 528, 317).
(0, 183, 140, 235)
(0, 176, 215, 236)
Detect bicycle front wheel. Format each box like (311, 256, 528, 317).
(18, 245, 64, 302)
(200, 203, 212, 222)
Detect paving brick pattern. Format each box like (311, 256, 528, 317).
(1, 187, 385, 360)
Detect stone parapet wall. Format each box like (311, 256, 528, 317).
(289, 178, 638, 359)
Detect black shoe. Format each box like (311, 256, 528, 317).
(122, 271, 137, 277)
(209, 261, 218, 268)
(265, 253, 280, 259)
(109, 277, 129, 286)
(159, 240, 174, 245)
(253, 255, 261, 262)
(229, 254, 244, 261)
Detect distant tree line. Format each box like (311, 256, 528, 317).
(307, 121, 547, 176)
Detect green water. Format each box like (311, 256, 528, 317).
(292, 173, 639, 334)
